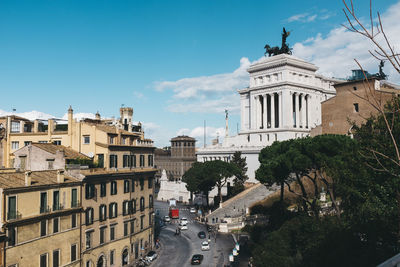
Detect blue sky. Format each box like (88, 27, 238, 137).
(1, 0, 399, 147)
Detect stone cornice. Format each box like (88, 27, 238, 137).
(239, 81, 336, 95)
(247, 54, 318, 73)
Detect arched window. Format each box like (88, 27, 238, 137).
(122, 248, 129, 266)
(97, 255, 105, 267)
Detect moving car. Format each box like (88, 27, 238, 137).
(191, 254, 204, 265)
(163, 215, 171, 222)
(201, 241, 210, 251)
(145, 251, 158, 262)
(179, 223, 188, 230)
(180, 217, 188, 226)
(190, 207, 196, 213)
(197, 231, 206, 239)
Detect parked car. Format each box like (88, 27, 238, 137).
(190, 207, 196, 213)
(201, 241, 210, 251)
(197, 231, 206, 239)
(207, 225, 213, 232)
(179, 223, 188, 230)
(163, 215, 171, 222)
(191, 254, 204, 265)
(180, 217, 188, 226)
(145, 251, 158, 262)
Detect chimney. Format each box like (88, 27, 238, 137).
(68, 106, 73, 137)
(24, 171, 32, 186)
(57, 170, 65, 183)
(95, 111, 101, 120)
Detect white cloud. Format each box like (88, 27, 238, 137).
(61, 112, 96, 121)
(287, 13, 309, 22)
(292, 1, 400, 82)
(133, 91, 145, 99)
(0, 110, 55, 120)
(154, 57, 251, 114)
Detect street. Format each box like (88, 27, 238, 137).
(152, 201, 235, 267)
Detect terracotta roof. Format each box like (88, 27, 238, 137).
(30, 143, 90, 159)
(0, 170, 80, 189)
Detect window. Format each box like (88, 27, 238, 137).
(53, 250, 60, 267)
(40, 220, 47, 237)
(149, 195, 153, 209)
(8, 226, 16, 246)
(11, 141, 19, 150)
(71, 244, 77, 262)
(38, 140, 48, 143)
(8, 196, 17, 220)
(140, 178, 144, 191)
(85, 208, 94, 225)
(149, 212, 152, 225)
(140, 197, 145, 211)
(53, 140, 61, 145)
(53, 190, 60, 211)
(129, 200, 136, 214)
(140, 215, 144, 230)
(71, 214, 77, 228)
(354, 103, 359, 112)
(19, 155, 27, 170)
(86, 261, 92, 267)
(124, 180, 130, 193)
(140, 155, 145, 167)
(131, 155, 136, 167)
(40, 253, 48, 267)
(148, 178, 153, 189)
(110, 225, 115, 241)
(109, 136, 115, 144)
(71, 188, 78, 208)
(110, 250, 115, 265)
(53, 217, 59, 233)
(124, 222, 128, 237)
(111, 181, 117, 195)
(148, 155, 153, 167)
(123, 201, 130, 216)
(122, 137, 126, 145)
(85, 184, 95, 199)
(97, 154, 104, 168)
(99, 205, 107, 221)
(122, 249, 129, 265)
(83, 136, 90, 144)
(100, 227, 106, 244)
(109, 203, 118, 218)
(24, 141, 31, 146)
(47, 159, 54, 170)
(109, 155, 118, 168)
(85, 231, 92, 249)
(123, 155, 129, 168)
(11, 121, 20, 133)
(100, 183, 106, 197)
(130, 220, 135, 234)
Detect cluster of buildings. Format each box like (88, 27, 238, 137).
(197, 54, 400, 182)
(0, 107, 156, 267)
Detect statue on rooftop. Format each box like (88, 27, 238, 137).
(377, 60, 387, 80)
(264, 27, 293, 57)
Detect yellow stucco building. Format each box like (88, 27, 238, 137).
(0, 107, 154, 170)
(0, 169, 82, 267)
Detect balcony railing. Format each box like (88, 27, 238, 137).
(53, 203, 64, 211)
(71, 200, 80, 208)
(40, 205, 51, 214)
(7, 210, 22, 220)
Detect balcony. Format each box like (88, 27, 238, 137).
(71, 200, 80, 208)
(53, 203, 64, 211)
(7, 210, 22, 220)
(40, 205, 51, 214)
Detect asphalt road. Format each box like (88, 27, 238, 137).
(152, 201, 234, 267)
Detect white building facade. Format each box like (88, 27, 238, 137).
(197, 54, 340, 183)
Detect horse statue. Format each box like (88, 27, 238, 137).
(264, 44, 280, 57)
(264, 27, 292, 57)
